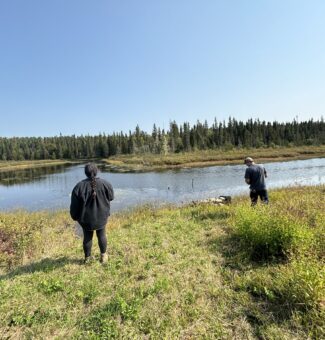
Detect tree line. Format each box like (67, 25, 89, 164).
(0, 118, 324, 161)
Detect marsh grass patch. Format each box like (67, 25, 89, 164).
(231, 204, 314, 261)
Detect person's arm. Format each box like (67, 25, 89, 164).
(105, 182, 114, 201)
(245, 168, 251, 184)
(264, 168, 267, 178)
(70, 188, 81, 221)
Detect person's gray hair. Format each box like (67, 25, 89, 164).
(244, 157, 254, 164)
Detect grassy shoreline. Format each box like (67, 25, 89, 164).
(0, 159, 79, 172)
(0, 185, 324, 338)
(104, 145, 325, 172)
(1, 146, 324, 173)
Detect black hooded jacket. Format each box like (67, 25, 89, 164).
(70, 177, 114, 230)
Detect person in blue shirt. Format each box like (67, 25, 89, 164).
(244, 157, 269, 205)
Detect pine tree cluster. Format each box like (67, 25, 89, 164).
(0, 118, 324, 161)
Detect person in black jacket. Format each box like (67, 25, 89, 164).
(70, 163, 114, 264)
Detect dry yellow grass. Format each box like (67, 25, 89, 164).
(104, 145, 325, 172)
(0, 160, 78, 172)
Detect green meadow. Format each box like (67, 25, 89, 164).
(0, 186, 324, 339)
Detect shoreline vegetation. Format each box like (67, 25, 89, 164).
(0, 146, 324, 173)
(0, 186, 324, 338)
(0, 159, 79, 172)
(103, 145, 325, 172)
(2, 145, 323, 174)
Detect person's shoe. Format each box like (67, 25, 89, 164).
(100, 253, 108, 264)
(84, 256, 93, 264)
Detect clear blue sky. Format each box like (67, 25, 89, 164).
(0, 0, 324, 137)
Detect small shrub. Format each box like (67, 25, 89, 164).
(38, 278, 64, 295)
(0, 211, 75, 269)
(232, 205, 313, 260)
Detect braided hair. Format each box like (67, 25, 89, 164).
(85, 163, 98, 199)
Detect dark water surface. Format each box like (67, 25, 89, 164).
(0, 158, 324, 212)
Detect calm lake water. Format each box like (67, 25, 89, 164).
(0, 158, 324, 212)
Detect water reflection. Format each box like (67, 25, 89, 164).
(0, 165, 71, 186)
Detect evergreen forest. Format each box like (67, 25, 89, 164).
(1, 118, 324, 161)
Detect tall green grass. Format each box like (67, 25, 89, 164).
(238, 258, 324, 338)
(229, 186, 324, 338)
(232, 204, 314, 260)
(0, 186, 324, 338)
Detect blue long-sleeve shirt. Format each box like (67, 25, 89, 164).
(245, 164, 267, 191)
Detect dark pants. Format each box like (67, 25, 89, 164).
(83, 227, 107, 257)
(250, 189, 269, 206)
